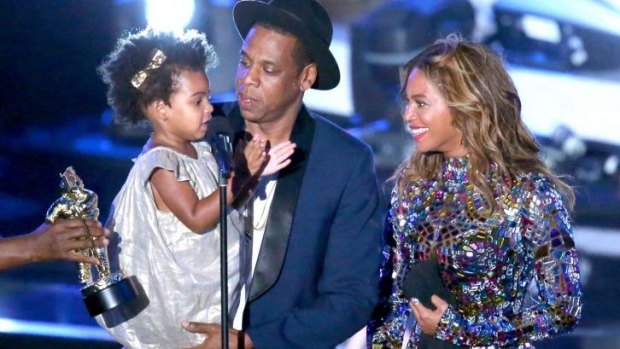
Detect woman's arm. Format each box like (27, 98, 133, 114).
(435, 180, 582, 347)
(369, 208, 412, 349)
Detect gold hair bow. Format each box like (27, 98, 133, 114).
(131, 49, 167, 90)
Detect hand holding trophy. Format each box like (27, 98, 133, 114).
(46, 166, 148, 327)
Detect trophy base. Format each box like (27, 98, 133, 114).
(82, 275, 149, 328)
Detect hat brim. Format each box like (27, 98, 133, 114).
(233, 1, 340, 90)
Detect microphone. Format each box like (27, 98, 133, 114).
(206, 116, 235, 178)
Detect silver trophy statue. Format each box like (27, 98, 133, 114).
(46, 166, 148, 326)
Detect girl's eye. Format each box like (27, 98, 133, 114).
(197, 97, 208, 106)
(416, 100, 428, 108)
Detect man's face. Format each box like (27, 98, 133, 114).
(235, 25, 306, 126)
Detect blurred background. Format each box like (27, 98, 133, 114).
(1, 0, 619, 348)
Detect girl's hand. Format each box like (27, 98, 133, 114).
(409, 295, 449, 335)
(243, 137, 267, 175)
(261, 141, 296, 176)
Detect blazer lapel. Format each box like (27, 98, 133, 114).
(249, 108, 315, 300)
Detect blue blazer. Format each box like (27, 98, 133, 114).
(221, 103, 385, 348)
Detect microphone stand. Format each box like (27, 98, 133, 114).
(218, 168, 230, 349)
(207, 120, 234, 349)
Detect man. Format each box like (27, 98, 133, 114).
(183, 0, 384, 347)
(0, 219, 108, 271)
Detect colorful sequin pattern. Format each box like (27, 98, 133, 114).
(370, 157, 582, 348)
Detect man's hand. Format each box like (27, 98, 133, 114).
(182, 322, 254, 349)
(0, 219, 109, 271)
(29, 218, 109, 264)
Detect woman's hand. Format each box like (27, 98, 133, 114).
(409, 295, 449, 335)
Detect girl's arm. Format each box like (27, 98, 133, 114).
(149, 168, 223, 233)
(149, 140, 295, 234)
(231, 139, 296, 209)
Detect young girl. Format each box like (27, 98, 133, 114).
(97, 28, 295, 348)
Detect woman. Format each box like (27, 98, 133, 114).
(369, 35, 582, 348)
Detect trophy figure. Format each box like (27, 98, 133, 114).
(46, 166, 148, 326)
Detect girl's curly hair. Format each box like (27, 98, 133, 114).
(98, 28, 218, 125)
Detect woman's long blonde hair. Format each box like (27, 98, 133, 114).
(396, 34, 574, 210)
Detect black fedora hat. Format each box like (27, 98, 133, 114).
(233, 0, 341, 90)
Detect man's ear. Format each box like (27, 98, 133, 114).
(300, 63, 317, 92)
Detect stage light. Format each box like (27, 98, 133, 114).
(145, 0, 195, 33)
(520, 15, 561, 44)
(604, 155, 619, 176)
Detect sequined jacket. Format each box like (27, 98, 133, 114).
(370, 157, 582, 348)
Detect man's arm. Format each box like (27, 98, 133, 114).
(0, 219, 108, 271)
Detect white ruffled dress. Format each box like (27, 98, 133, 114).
(98, 141, 241, 348)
